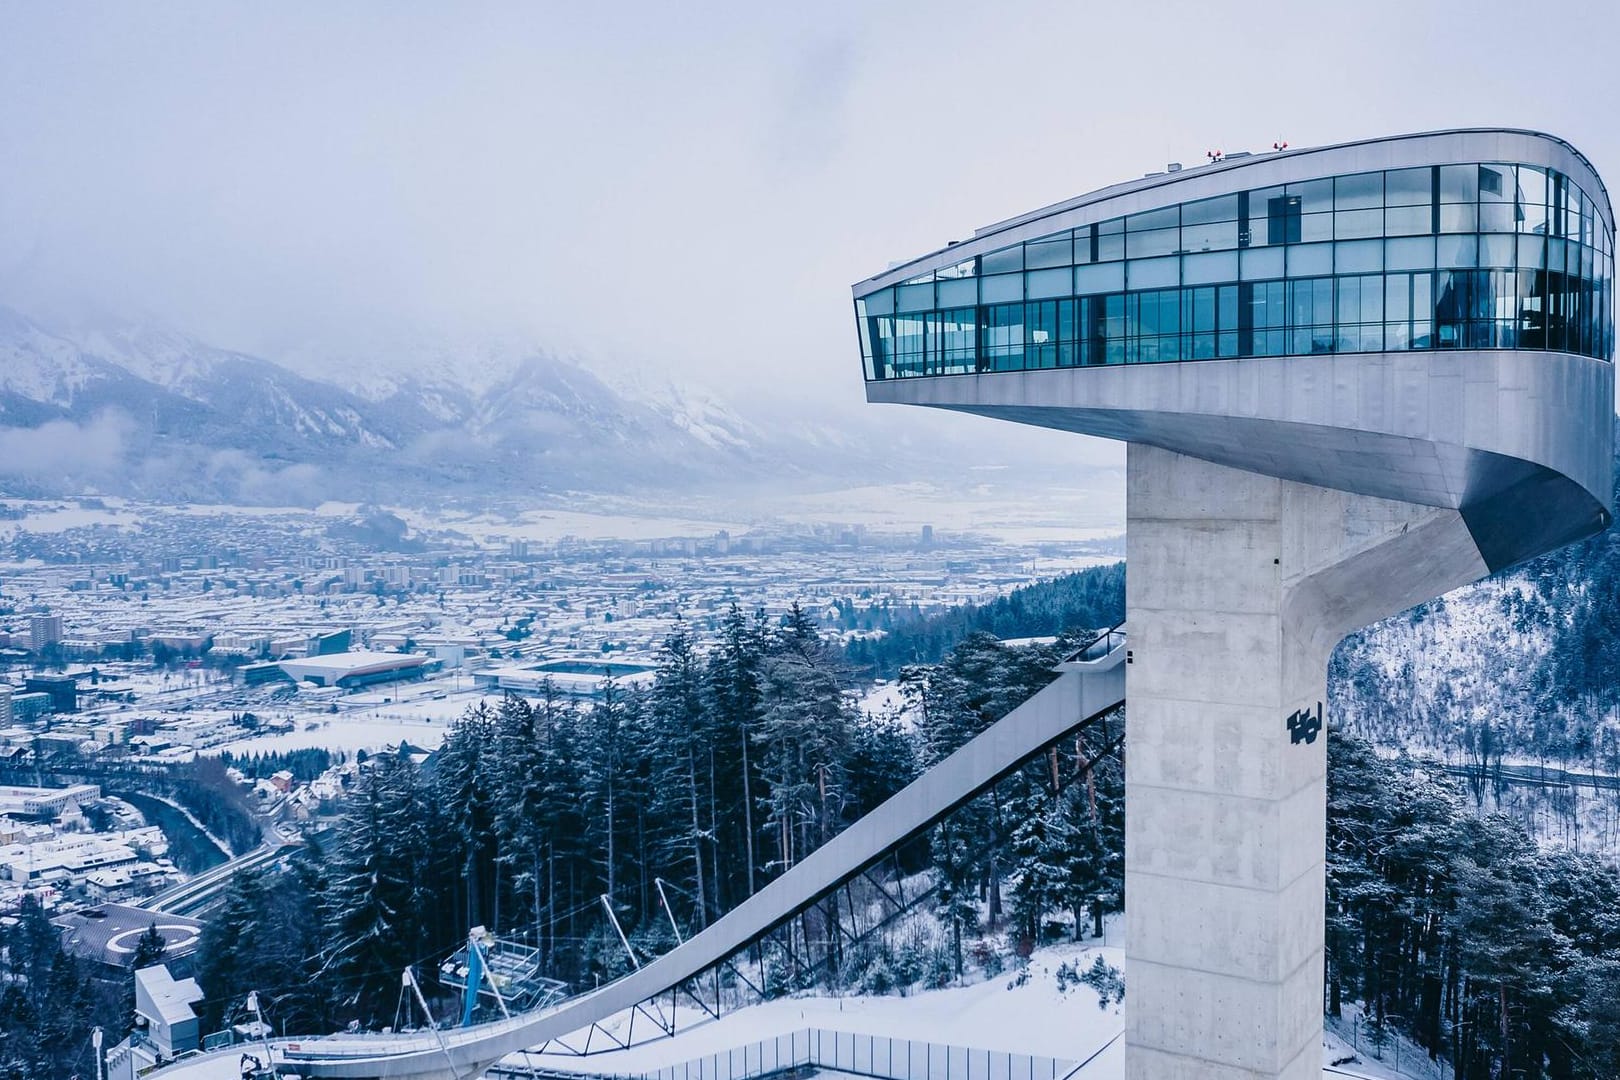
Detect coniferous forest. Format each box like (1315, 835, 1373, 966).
(841, 562, 1126, 677)
(1327, 737, 1620, 1078)
(192, 605, 1126, 1037)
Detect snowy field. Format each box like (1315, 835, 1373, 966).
(855, 681, 908, 724)
(212, 713, 453, 756)
(765, 482, 1123, 545)
(212, 688, 496, 756)
(0, 484, 1126, 548)
(73, 678, 495, 759)
(0, 497, 751, 545)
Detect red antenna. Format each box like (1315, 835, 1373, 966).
(1273, 138, 1290, 152)
(1206, 149, 1224, 163)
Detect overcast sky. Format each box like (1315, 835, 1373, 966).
(2, 0, 1619, 412)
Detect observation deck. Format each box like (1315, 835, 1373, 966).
(854, 129, 1613, 570)
(852, 129, 1614, 1080)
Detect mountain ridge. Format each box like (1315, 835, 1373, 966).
(0, 306, 849, 504)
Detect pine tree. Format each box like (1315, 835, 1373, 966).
(583, 680, 635, 906)
(756, 652, 854, 872)
(931, 821, 977, 979)
(1067, 724, 1124, 939)
(436, 702, 499, 932)
(1580, 957, 1620, 1075)
(196, 870, 268, 1031)
(649, 622, 713, 926)
(533, 689, 590, 974)
(492, 693, 549, 931)
(846, 713, 917, 818)
(323, 753, 438, 1027)
(131, 923, 167, 970)
(1008, 788, 1075, 943)
(705, 603, 768, 901)
(0, 896, 93, 1078)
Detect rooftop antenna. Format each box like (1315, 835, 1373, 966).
(1273, 138, 1290, 152)
(1206, 149, 1224, 164)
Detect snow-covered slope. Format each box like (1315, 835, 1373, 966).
(1332, 511, 1620, 774)
(1334, 577, 1557, 754)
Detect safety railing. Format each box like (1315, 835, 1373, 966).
(1064, 624, 1126, 666)
(574, 1028, 1079, 1080)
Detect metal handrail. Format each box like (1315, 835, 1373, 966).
(1064, 623, 1126, 666)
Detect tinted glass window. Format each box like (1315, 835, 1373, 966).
(1385, 168, 1431, 207)
(1127, 206, 1179, 232)
(1182, 194, 1239, 225)
(1287, 177, 1333, 213)
(1025, 236, 1073, 269)
(1335, 172, 1384, 210)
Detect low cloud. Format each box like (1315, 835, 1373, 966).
(204, 449, 325, 506)
(0, 410, 131, 479)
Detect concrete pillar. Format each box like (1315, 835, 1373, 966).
(1122, 444, 1487, 1080)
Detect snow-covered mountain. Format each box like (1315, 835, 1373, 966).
(0, 307, 846, 504)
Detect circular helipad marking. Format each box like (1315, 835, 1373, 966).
(106, 924, 200, 954)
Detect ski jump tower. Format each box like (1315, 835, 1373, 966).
(854, 130, 1614, 1080)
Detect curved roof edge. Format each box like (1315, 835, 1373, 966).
(853, 127, 1611, 298)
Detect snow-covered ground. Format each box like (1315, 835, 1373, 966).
(1323, 1003, 1447, 1080)
(522, 938, 1424, 1080)
(0, 487, 1126, 547)
(765, 483, 1123, 544)
(210, 712, 454, 756)
(856, 681, 909, 725)
(528, 940, 1125, 1074)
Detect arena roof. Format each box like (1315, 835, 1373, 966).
(277, 651, 430, 685)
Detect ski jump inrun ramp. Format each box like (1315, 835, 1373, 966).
(168, 635, 1127, 1080)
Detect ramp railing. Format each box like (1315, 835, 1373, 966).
(508, 1028, 1079, 1080)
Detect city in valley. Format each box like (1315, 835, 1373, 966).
(0, 496, 1118, 910)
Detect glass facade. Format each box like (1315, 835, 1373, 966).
(857, 162, 1614, 380)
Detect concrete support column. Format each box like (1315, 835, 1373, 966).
(1122, 444, 1487, 1080)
